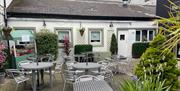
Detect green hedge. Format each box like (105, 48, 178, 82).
(74, 44, 93, 54)
(36, 31, 58, 59)
(132, 42, 149, 58)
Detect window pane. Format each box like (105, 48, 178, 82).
(58, 31, 69, 43)
(149, 31, 154, 41)
(136, 31, 140, 41)
(120, 35, 125, 40)
(91, 31, 100, 42)
(142, 30, 147, 41)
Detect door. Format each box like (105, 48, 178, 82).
(118, 30, 129, 57)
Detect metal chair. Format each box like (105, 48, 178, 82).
(40, 54, 59, 83)
(75, 75, 100, 82)
(62, 70, 77, 91)
(5, 69, 30, 91)
(17, 60, 32, 76)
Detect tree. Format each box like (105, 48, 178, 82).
(36, 30, 58, 59)
(135, 34, 180, 90)
(110, 33, 118, 55)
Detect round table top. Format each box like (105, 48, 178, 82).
(72, 63, 101, 70)
(21, 62, 53, 70)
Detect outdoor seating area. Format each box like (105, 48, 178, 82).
(0, 0, 180, 91)
(0, 52, 138, 91)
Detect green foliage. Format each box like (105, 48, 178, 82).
(110, 33, 118, 55)
(132, 43, 149, 58)
(150, 34, 166, 48)
(135, 34, 180, 90)
(36, 31, 58, 59)
(157, 0, 180, 53)
(74, 44, 92, 54)
(120, 77, 171, 91)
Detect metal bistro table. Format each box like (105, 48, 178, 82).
(21, 62, 53, 91)
(72, 63, 101, 75)
(73, 80, 113, 91)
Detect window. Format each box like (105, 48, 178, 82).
(58, 31, 69, 43)
(135, 29, 155, 42)
(149, 30, 154, 41)
(91, 31, 100, 42)
(135, 31, 140, 41)
(89, 28, 103, 46)
(55, 28, 72, 46)
(142, 30, 147, 41)
(120, 35, 125, 40)
(11, 28, 35, 45)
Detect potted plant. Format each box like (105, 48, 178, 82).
(0, 41, 7, 84)
(110, 33, 118, 55)
(63, 36, 71, 62)
(79, 27, 85, 36)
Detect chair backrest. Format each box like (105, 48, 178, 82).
(75, 75, 100, 82)
(40, 54, 54, 62)
(17, 60, 31, 69)
(62, 70, 76, 83)
(54, 61, 63, 71)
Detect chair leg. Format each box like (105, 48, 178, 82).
(15, 84, 19, 91)
(63, 82, 66, 91)
(53, 74, 56, 81)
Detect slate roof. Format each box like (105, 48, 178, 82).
(7, 0, 157, 20)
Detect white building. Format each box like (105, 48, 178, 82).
(6, 0, 157, 58)
(0, 0, 13, 26)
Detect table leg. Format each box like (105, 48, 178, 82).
(49, 67, 53, 88)
(85, 69, 88, 75)
(40, 69, 44, 85)
(37, 70, 40, 87)
(32, 70, 36, 91)
(98, 68, 101, 73)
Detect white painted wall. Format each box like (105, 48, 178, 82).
(7, 18, 157, 57)
(0, 0, 13, 26)
(89, 0, 156, 5)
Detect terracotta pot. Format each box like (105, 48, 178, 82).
(79, 28, 85, 36)
(2, 27, 12, 38)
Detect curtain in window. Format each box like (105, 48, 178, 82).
(58, 31, 69, 43)
(91, 31, 100, 42)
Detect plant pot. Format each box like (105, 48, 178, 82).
(0, 72, 5, 84)
(79, 28, 85, 36)
(64, 56, 71, 62)
(2, 27, 12, 38)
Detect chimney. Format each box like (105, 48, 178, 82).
(122, 0, 129, 7)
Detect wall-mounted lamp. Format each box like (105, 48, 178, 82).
(122, 0, 129, 7)
(43, 20, 46, 27)
(109, 22, 113, 27)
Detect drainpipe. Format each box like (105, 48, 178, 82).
(3, 0, 14, 68)
(3, 0, 7, 27)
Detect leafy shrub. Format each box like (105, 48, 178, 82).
(36, 31, 58, 59)
(135, 34, 180, 90)
(110, 33, 118, 55)
(132, 42, 149, 58)
(120, 76, 171, 91)
(74, 44, 92, 54)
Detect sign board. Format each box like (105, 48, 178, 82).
(21, 35, 30, 42)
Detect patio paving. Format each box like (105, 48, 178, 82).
(0, 73, 130, 91)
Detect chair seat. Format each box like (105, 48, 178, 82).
(15, 76, 29, 84)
